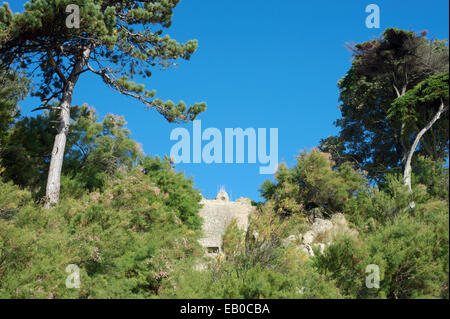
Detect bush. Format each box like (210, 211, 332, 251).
(261, 149, 366, 217)
(0, 180, 32, 220)
(343, 174, 413, 229)
(0, 163, 203, 298)
(314, 205, 449, 299)
(411, 156, 449, 201)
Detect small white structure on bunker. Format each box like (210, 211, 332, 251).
(198, 189, 255, 255)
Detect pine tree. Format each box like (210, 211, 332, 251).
(0, 0, 206, 207)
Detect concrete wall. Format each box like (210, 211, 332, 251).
(198, 190, 254, 254)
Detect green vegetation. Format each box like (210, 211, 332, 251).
(0, 0, 206, 207)
(0, 2, 448, 300)
(162, 211, 341, 299)
(320, 29, 449, 182)
(0, 160, 203, 298)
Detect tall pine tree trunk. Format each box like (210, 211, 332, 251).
(44, 46, 92, 208)
(44, 86, 74, 208)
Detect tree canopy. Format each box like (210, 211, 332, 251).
(0, 0, 206, 206)
(321, 28, 449, 180)
(0, 0, 206, 121)
(0, 68, 29, 143)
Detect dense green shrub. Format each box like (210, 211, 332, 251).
(410, 156, 449, 201)
(1, 144, 448, 299)
(0, 180, 33, 220)
(343, 174, 414, 229)
(139, 156, 203, 230)
(261, 149, 366, 217)
(0, 164, 203, 298)
(314, 205, 449, 299)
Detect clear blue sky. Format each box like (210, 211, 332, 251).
(10, 0, 450, 201)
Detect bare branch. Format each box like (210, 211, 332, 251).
(31, 105, 62, 112)
(86, 62, 184, 122)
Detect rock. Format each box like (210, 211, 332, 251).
(302, 231, 315, 245)
(311, 218, 333, 234)
(296, 214, 357, 256)
(301, 219, 332, 245)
